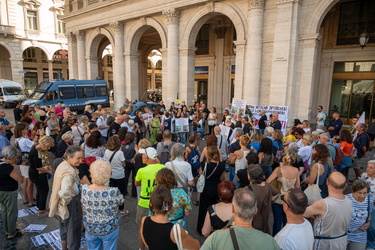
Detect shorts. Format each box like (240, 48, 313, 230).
(20, 165, 29, 178)
(191, 169, 199, 177)
(352, 158, 368, 170)
(136, 205, 149, 224)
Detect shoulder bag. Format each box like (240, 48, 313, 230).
(304, 163, 323, 205)
(172, 223, 187, 250)
(196, 162, 218, 193)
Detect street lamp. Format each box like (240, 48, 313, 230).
(359, 32, 370, 49)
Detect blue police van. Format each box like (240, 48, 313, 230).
(22, 80, 110, 111)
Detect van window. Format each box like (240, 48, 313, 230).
(0, 89, 3, 96)
(96, 86, 108, 97)
(59, 87, 76, 99)
(46, 91, 58, 101)
(4, 87, 22, 95)
(77, 87, 95, 99)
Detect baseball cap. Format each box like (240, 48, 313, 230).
(139, 147, 158, 160)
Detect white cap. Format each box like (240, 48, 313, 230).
(138, 147, 158, 160)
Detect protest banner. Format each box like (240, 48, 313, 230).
(247, 105, 289, 134)
(219, 124, 231, 139)
(174, 118, 189, 133)
(174, 99, 181, 109)
(231, 98, 246, 116)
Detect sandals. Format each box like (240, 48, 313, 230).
(192, 201, 200, 206)
(6, 231, 23, 240)
(120, 210, 129, 216)
(37, 210, 49, 217)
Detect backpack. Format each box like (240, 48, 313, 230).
(15, 138, 29, 166)
(328, 144, 344, 166)
(159, 142, 176, 165)
(187, 145, 200, 171)
(356, 132, 371, 153)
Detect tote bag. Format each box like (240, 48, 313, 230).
(304, 163, 322, 205)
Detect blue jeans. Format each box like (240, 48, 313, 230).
(229, 166, 235, 184)
(260, 129, 265, 134)
(179, 132, 187, 145)
(272, 203, 286, 236)
(85, 227, 119, 250)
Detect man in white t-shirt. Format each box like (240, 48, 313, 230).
(214, 126, 228, 161)
(275, 188, 314, 250)
(316, 105, 326, 130)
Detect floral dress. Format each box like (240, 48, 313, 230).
(169, 188, 191, 230)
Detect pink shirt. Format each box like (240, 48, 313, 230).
(55, 107, 64, 118)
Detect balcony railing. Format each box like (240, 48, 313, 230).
(0, 25, 16, 36)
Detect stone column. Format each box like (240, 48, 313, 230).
(124, 53, 139, 102)
(76, 31, 87, 80)
(86, 56, 98, 80)
(9, 58, 24, 85)
(233, 40, 246, 99)
(66, 32, 78, 79)
(211, 27, 225, 111)
(151, 67, 156, 89)
(179, 47, 195, 105)
(296, 33, 321, 121)
(47, 60, 53, 80)
(111, 21, 125, 109)
(243, 0, 265, 104)
(163, 8, 180, 106)
(269, 0, 300, 107)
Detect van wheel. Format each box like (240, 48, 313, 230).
(2, 102, 6, 108)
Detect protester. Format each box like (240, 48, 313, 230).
(104, 136, 128, 216)
(339, 129, 353, 178)
(149, 113, 161, 145)
(207, 107, 217, 135)
(14, 123, 35, 207)
(81, 130, 106, 157)
(29, 135, 54, 216)
(346, 179, 371, 250)
(155, 168, 192, 230)
(202, 180, 235, 237)
(197, 146, 226, 235)
(304, 172, 352, 250)
(135, 147, 165, 224)
(353, 123, 370, 178)
(82, 160, 124, 250)
(71, 118, 84, 145)
(248, 164, 278, 234)
(97, 110, 109, 143)
(122, 132, 138, 198)
(201, 188, 279, 250)
(49, 146, 84, 250)
(13, 102, 22, 124)
(165, 144, 194, 192)
(227, 129, 243, 182)
(0, 122, 10, 157)
(267, 152, 300, 236)
(258, 110, 267, 134)
(274, 188, 314, 250)
(156, 129, 176, 165)
(139, 185, 200, 250)
(0, 146, 23, 240)
(327, 111, 343, 138)
(229, 135, 250, 188)
(56, 131, 74, 158)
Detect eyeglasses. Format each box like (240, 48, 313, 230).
(280, 195, 291, 207)
(294, 133, 299, 136)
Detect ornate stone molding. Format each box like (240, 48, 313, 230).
(110, 22, 124, 33)
(249, 0, 265, 9)
(75, 31, 85, 40)
(65, 32, 76, 42)
(162, 8, 180, 24)
(18, 0, 41, 9)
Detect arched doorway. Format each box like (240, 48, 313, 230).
(52, 49, 69, 80)
(102, 45, 113, 91)
(88, 34, 113, 83)
(147, 49, 162, 102)
(0, 45, 12, 80)
(22, 47, 48, 93)
(192, 15, 236, 111)
(133, 27, 163, 102)
(313, 0, 375, 124)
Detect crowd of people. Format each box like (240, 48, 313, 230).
(0, 100, 375, 250)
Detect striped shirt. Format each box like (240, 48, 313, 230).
(346, 194, 372, 243)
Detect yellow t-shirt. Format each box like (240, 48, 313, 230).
(135, 163, 165, 208)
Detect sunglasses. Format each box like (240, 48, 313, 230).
(280, 195, 291, 207)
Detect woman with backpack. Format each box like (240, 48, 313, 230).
(104, 136, 128, 216)
(14, 123, 35, 207)
(122, 132, 138, 199)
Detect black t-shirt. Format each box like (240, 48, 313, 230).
(243, 123, 251, 134)
(78, 163, 91, 182)
(0, 161, 18, 191)
(29, 146, 43, 183)
(236, 169, 250, 188)
(270, 120, 282, 130)
(108, 122, 121, 137)
(259, 115, 267, 129)
(13, 108, 22, 122)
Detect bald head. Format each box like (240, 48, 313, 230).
(214, 126, 221, 135)
(327, 172, 347, 190)
(273, 113, 279, 120)
(115, 115, 123, 124)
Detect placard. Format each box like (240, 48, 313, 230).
(174, 118, 189, 133)
(247, 104, 289, 134)
(231, 98, 246, 116)
(219, 124, 231, 138)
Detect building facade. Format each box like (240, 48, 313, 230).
(0, 0, 68, 93)
(63, 0, 375, 124)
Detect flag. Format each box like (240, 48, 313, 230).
(353, 112, 365, 140)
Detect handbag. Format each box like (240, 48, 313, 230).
(304, 163, 323, 205)
(173, 223, 187, 250)
(196, 162, 218, 193)
(270, 168, 282, 203)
